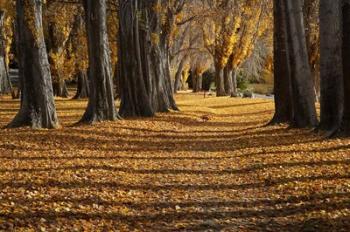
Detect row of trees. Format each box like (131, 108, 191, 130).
(170, 0, 272, 96)
(272, 0, 350, 136)
(1, 1, 272, 105)
(1, 0, 190, 128)
(1, 0, 350, 137)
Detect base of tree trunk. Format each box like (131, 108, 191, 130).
(53, 80, 69, 98)
(73, 72, 89, 99)
(216, 91, 227, 97)
(7, 108, 60, 129)
(11, 89, 20, 99)
(267, 113, 291, 126)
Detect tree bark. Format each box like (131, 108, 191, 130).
(80, 0, 119, 123)
(285, 0, 318, 128)
(224, 65, 237, 97)
(319, 0, 343, 133)
(0, 10, 11, 94)
(215, 64, 226, 97)
(53, 79, 69, 98)
(74, 70, 89, 99)
(270, 0, 293, 125)
(118, 0, 178, 117)
(232, 70, 238, 97)
(8, 0, 59, 129)
(193, 73, 202, 92)
(174, 55, 187, 93)
(118, 0, 155, 117)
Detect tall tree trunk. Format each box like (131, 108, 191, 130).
(285, 0, 318, 128)
(193, 73, 202, 92)
(0, 10, 11, 94)
(319, 0, 343, 133)
(215, 64, 226, 97)
(174, 55, 188, 93)
(8, 0, 59, 129)
(224, 65, 236, 97)
(74, 70, 89, 99)
(118, 0, 155, 117)
(341, 2, 350, 133)
(80, 0, 119, 123)
(118, 0, 178, 117)
(53, 78, 69, 98)
(270, 0, 293, 125)
(232, 70, 238, 97)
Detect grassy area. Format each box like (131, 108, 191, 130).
(248, 83, 274, 95)
(0, 93, 349, 231)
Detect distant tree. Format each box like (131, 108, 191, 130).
(0, 10, 11, 94)
(44, 2, 77, 98)
(69, 9, 90, 99)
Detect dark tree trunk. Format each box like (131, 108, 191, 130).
(118, 0, 155, 117)
(341, 1, 350, 132)
(193, 73, 202, 92)
(215, 64, 226, 97)
(285, 0, 318, 128)
(53, 78, 69, 98)
(270, 0, 293, 125)
(118, 0, 178, 117)
(232, 70, 238, 97)
(80, 0, 119, 123)
(0, 10, 11, 94)
(74, 70, 89, 99)
(8, 0, 59, 129)
(149, 0, 178, 112)
(319, 0, 343, 133)
(174, 55, 187, 93)
(224, 65, 236, 97)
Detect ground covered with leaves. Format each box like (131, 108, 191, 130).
(0, 93, 349, 231)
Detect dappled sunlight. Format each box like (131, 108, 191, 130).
(0, 93, 349, 230)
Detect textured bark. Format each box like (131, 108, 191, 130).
(319, 0, 343, 132)
(215, 65, 226, 97)
(118, 0, 155, 117)
(8, 0, 59, 129)
(118, 0, 178, 117)
(285, 0, 318, 128)
(270, 0, 293, 125)
(0, 11, 11, 94)
(224, 65, 236, 97)
(80, 0, 119, 123)
(74, 70, 89, 99)
(174, 55, 187, 93)
(53, 79, 69, 98)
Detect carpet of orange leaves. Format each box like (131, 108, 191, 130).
(0, 93, 349, 231)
